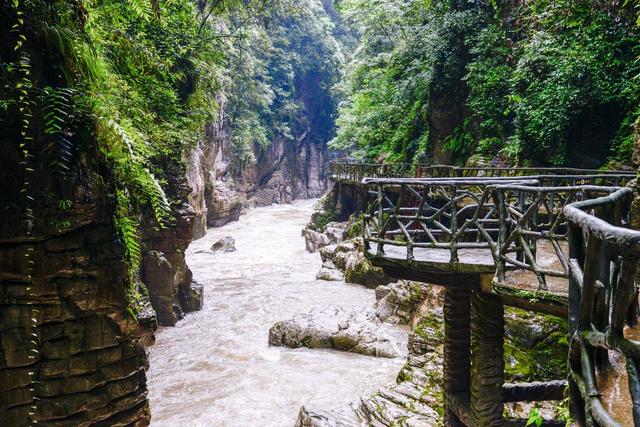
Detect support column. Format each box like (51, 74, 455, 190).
(471, 291, 505, 427)
(444, 288, 471, 427)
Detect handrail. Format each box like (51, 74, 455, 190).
(564, 187, 640, 426)
(358, 166, 640, 425)
(362, 178, 620, 291)
(330, 160, 635, 184)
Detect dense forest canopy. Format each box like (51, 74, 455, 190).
(332, 0, 640, 168)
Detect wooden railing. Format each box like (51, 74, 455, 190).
(329, 159, 634, 186)
(565, 188, 640, 426)
(357, 165, 640, 425)
(362, 178, 621, 291)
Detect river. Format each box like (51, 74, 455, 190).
(147, 199, 406, 426)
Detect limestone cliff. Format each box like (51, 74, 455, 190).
(0, 154, 151, 425)
(186, 93, 330, 237)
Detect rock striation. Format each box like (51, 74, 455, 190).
(141, 203, 204, 326)
(0, 162, 152, 425)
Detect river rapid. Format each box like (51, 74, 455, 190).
(147, 199, 406, 426)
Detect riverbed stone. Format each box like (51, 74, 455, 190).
(316, 263, 344, 281)
(324, 222, 348, 244)
(210, 236, 236, 253)
(344, 251, 393, 288)
(375, 281, 445, 325)
(269, 305, 400, 358)
(303, 229, 331, 253)
(179, 282, 204, 311)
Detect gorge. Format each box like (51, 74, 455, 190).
(1, 0, 640, 426)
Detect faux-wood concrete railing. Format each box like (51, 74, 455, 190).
(565, 187, 640, 427)
(358, 174, 639, 426)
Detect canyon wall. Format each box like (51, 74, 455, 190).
(0, 154, 152, 425)
(186, 94, 331, 238)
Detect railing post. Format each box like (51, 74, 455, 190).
(450, 185, 459, 264)
(376, 183, 385, 256)
(495, 188, 508, 283)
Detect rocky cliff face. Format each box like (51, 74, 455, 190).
(0, 155, 151, 425)
(186, 95, 330, 237)
(141, 202, 203, 326)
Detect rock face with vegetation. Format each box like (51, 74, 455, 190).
(185, 0, 345, 233)
(332, 1, 639, 169)
(142, 203, 203, 326)
(0, 153, 152, 424)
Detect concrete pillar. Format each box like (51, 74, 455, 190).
(471, 291, 505, 426)
(444, 288, 471, 426)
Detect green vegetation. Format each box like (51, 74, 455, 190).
(1, 0, 343, 306)
(332, 0, 640, 168)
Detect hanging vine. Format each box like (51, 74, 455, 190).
(10, 0, 39, 423)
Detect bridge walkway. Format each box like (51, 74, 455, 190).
(330, 161, 639, 427)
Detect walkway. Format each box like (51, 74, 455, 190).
(330, 160, 640, 427)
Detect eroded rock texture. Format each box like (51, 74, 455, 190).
(142, 203, 203, 326)
(186, 92, 330, 234)
(269, 306, 402, 358)
(0, 161, 151, 425)
(315, 238, 393, 288)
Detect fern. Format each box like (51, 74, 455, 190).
(126, 0, 154, 21)
(41, 87, 77, 177)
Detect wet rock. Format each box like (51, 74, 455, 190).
(303, 229, 331, 253)
(207, 184, 243, 228)
(316, 262, 344, 282)
(375, 281, 445, 325)
(269, 306, 400, 358)
(319, 242, 355, 266)
(142, 204, 200, 326)
(180, 282, 204, 312)
(316, 238, 392, 288)
(344, 251, 393, 288)
(324, 222, 348, 244)
(295, 406, 361, 427)
(210, 236, 236, 253)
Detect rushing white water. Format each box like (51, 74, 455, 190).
(147, 199, 406, 426)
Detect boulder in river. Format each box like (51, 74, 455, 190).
(303, 228, 331, 253)
(180, 281, 204, 311)
(210, 236, 236, 253)
(316, 261, 344, 282)
(269, 305, 401, 358)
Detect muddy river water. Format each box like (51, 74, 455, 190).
(147, 200, 405, 426)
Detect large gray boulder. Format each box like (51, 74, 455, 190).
(316, 261, 344, 282)
(210, 236, 236, 253)
(269, 306, 400, 358)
